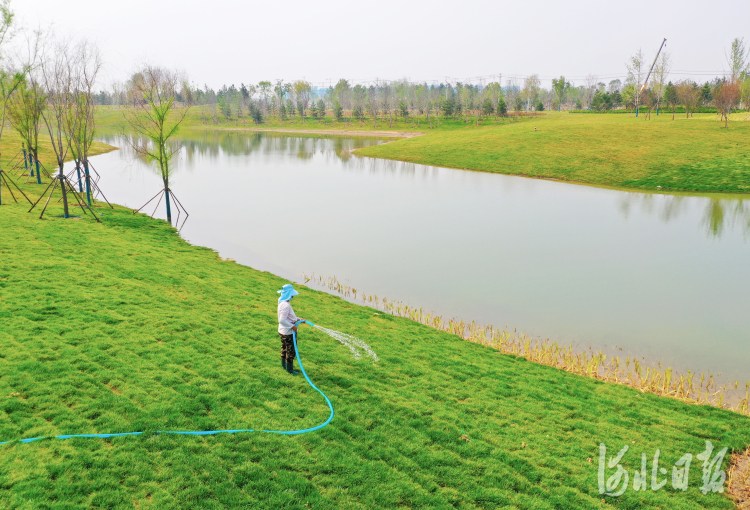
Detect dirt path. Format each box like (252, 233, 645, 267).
(220, 127, 424, 138)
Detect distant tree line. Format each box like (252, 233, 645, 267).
(90, 38, 750, 129)
(96, 78, 517, 128)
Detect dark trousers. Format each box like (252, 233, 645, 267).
(280, 333, 297, 363)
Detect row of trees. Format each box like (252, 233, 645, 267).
(197, 69, 745, 126)
(93, 37, 749, 128)
(100, 78, 515, 127)
(1, 22, 104, 217)
(0, 0, 190, 224)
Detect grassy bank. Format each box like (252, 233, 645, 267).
(355, 113, 750, 194)
(2, 133, 750, 509)
(1, 131, 115, 176)
(95, 106, 750, 194)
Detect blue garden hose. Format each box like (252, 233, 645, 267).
(0, 320, 333, 446)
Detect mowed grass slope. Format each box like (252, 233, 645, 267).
(353, 113, 750, 194)
(1, 135, 749, 509)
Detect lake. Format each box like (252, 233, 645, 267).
(90, 130, 750, 383)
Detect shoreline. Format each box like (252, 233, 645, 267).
(188, 123, 750, 197)
(93, 107, 750, 195)
(210, 127, 425, 138)
(351, 150, 750, 198)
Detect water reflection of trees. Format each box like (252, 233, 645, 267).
(703, 199, 750, 238)
(100, 132, 749, 236)
(98, 130, 383, 168)
(618, 192, 750, 239)
(99, 130, 468, 187)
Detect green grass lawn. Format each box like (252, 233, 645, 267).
(95, 106, 750, 194)
(1, 132, 749, 509)
(355, 113, 750, 194)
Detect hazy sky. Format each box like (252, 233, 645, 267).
(13, 0, 750, 90)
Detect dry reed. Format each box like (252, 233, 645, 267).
(304, 273, 750, 418)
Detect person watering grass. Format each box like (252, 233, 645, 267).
(278, 284, 305, 375)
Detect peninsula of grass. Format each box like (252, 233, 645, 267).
(354, 113, 750, 194)
(96, 106, 750, 194)
(2, 135, 749, 509)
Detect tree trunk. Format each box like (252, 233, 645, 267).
(59, 165, 70, 218)
(22, 147, 29, 175)
(75, 162, 83, 192)
(83, 160, 92, 206)
(163, 177, 172, 224)
(34, 151, 42, 185)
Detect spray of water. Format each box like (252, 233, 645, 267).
(309, 324, 378, 362)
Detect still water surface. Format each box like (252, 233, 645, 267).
(91, 131, 750, 381)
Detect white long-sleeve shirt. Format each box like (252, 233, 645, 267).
(278, 300, 299, 335)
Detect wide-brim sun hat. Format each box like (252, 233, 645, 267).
(277, 284, 300, 302)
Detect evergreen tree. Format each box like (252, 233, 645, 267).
(481, 97, 494, 116)
(611, 91, 623, 108)
(591, 91, 613, 111)
(535, 101, 544, 112)
(251, 103, 263, 124)
(398, 100, 409, 118)
(218, 96, 231, 119)
(317, 99, 326, 118)
(353, 104, 364, 121)
(700, 83, 712, 105)
(333, 100, 343, 121)
(441, 97, 454, 117)
(497, 98, 507, 117)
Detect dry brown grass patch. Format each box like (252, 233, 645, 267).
(729, 448, 750, 509)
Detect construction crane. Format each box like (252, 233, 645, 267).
(642, 38, 668, 92)
(636, 38, 667, 117)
